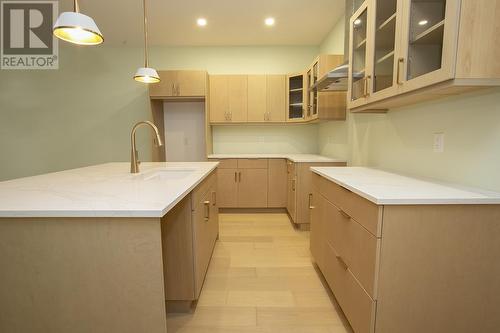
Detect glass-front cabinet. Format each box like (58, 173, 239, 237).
(398, 0, 459, 93)
(308, 61, 319, 119)
(373, 0, 399, 96)
(348, 3, 370, 105)
(347, 0, 461, 109)
(286, 73, 307, 121)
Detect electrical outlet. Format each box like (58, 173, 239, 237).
(258, 136, 265, 143)
(433, 133, 444, 153)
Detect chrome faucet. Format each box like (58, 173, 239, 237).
(130, 120, 163, 173)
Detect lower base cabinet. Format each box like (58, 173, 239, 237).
(310, 172, 500, 333)
(161, 170, 218, 306)
(288, 161, 346, 228)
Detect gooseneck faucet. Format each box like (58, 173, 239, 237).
(130, 121, 163, 173)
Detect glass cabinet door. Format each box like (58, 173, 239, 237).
(373, 0, 398, 94)
(350, 7, 369, 102)
(287, 74, 305, 120)
(310, 61, 319, 118)
(399, 0, 458, 91)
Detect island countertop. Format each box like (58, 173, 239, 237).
(0, 162, 218, 218)
(311, 167, 500, 205)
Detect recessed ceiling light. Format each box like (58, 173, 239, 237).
(265, 17, 275, 26)
(354, 18, 362, 26)
(197, 18, 207, 26)
(418, 19, 428, 26)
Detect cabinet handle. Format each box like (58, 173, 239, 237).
(204, 200, 210, 221)
(292, 178, 296, 191)
(171, 83, 175, 95)
(363, 75, 371, 97)
(212, 191, 217, 206)
(234, 171, 237, 182)
(338, 208, 351, 220)
(336, 255, 348, 270)
(238, 171, 241, 182)
(308, 193, 314, 209)
(397, 58, 404, 85)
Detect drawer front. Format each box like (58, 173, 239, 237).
(323, 198, 379, 298)
(192, 170, 217, 209)
(212, 159, 238, 169)
(323, 243, 376, 333)
(319, 176, 382, 237)
(237, 158, 268, 169)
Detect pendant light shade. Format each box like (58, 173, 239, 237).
(134, 67, 160, 83)
(134, 0, 160, 84)
(53, 0, 103, 45)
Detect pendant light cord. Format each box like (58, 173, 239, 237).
(142, 0, 149, 68)
(74, 0, 80, 13)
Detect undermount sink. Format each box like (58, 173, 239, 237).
(142, 168, 196, 181)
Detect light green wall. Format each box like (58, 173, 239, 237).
(319, 16, 345, 55)
(318, 16, 500, 192)
(0, 45, 318, 181)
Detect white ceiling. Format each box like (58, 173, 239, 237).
(60, 0, 345, 46)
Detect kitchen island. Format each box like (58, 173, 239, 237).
(0, 162, 218, 333)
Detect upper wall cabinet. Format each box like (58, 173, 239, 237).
(149, 70, 207, 99)
(348, 0, 500, 112)
(210, 75, 286, 124)
(209, 75, 248, 123)
(306, 55, 347, 121)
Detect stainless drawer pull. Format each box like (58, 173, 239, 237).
(336, 255, 348, 270)
(308, 193, 314, 209)
(204, 200, 210, 221)
(338, 208, 351, 220)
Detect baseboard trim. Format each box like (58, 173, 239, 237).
(219, 208, 287, 214)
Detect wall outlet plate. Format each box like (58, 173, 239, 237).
(433, 133, 444, 153)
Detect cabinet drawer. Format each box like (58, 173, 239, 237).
(212, 159, 238, 169)
(192, 170, 217, 210)
(323, 243, 376, 333)
(323, 198, 379, 298)
(237, 159, 268, 169)
(318, 175, 382, 237)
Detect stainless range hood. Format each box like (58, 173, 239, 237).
(313, 0, 363, 92)
(312, 62, 363, 91)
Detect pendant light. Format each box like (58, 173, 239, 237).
(134, 0, 160, 83)
(53, 0, 103, 45)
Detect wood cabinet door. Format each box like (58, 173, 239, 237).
(247, 75, 267, 122)
(268, 159, 287, 207)
(227, 75, 248, 122)
(216, 168, 238, 207)
(237, 168, 268, 208)
(162, 195, 195, 300)
(266, 75, 286, 122)
(309, 188, 324, 268)
(209, 75, 229, 122)
(286, 161, 297, 222)
(192, 189, 214, 297)
(176, 71, 207, 97)
(149, 71, 177, 97)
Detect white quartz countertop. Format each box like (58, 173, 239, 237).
(0, 162, 218, 218)
(311, 167, 500, 205)
(208, 153, 345, 163)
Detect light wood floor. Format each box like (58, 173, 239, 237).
(167, 213, 353, 333)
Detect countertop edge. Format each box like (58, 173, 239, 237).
(311, 167, 500, 205)
(0, 163, 219, 219)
